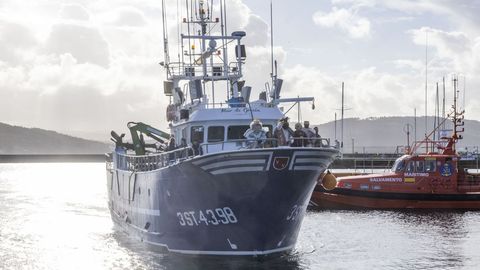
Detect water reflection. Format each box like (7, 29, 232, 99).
(1, 163, 480, 270)
(304, 209, 476, 270)
(388, 210, 469, 270)
(112, 231, 305, 270)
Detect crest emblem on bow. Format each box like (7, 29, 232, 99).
(273, 157, 289, 170)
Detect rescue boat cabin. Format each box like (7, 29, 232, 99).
(337, 153, 461, 194)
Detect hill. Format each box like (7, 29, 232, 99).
(2, 117, 479, 155)
(315, 116, 480, 154)
(0, 122, 110, 154)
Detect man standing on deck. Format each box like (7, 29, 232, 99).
(313, 127, 322, 147)
(274, 117, 293, 146)
(302, 121, 315, 146)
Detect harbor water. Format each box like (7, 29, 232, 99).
(1, 163, 480, 270)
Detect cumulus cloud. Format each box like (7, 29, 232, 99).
(1, 0, 479, 143)
(0, 2, 168, 140)
(393, 59, 424, 72)
(45, 23, 110, 68)
(59, 4, 90, 21)
(243, 14, 269, 47)
(0, 20, 38, 64)
(280, 64, 425, 125)
(331, 0, 450, 15)
(0, 49, 167, 140)
(105, 6, 147, 27)
(313, 7, 371, 39)
(410, 27, 471, 58)
(241, 46, 286, 93)
(318, 1, 480, 122)
(0, 0, 278, 141)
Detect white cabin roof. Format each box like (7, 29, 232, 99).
(188, 106, 283, 122)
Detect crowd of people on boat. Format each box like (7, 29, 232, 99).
(243, 117, 324, 148)
(162, 117, 326, 155)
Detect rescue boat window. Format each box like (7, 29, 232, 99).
(416, 161, 425, 172)
(406, 161, 415, 172)
(191, 126, 204, 143)
(227, 125, 250, 140)
(208, 126, 225, 142)
(425, 160, 436, 172)
(392, 159, 405, 172)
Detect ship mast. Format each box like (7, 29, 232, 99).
(449, 75, 465, 154)
(160, 0, 246, 114)
(408, 75, 465, 155)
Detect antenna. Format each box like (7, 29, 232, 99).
(435, 82, 439, 141)
(161, 0, 170, 75)
(334, 112, 337, 141)
(270, 0, 274, 88)
(333, 82, 352, 150)
(424, 29, 428, 152)
(297, 95, 301, 123)
(463, 75, 466, 111)
(341, 82, 345, 149)
(220, 0, 229, 99)
(442, 76, 445, 130)
(453, 75, 458, 153)
(414, 107, 417, 149)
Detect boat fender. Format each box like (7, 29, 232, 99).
(321, 170, 337, 190)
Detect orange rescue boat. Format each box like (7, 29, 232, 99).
(311, 79, 480, 209)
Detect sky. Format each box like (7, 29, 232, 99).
(0, 0, 479, 141)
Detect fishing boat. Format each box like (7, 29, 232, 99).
(105, 0, 339, 256)
(312, 77, 480, 209)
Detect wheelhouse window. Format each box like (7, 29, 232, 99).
(416, 160, 425, 172)
(227, 125, 249, 140)
(406, 161, 415, 173)
(425, 160, 436, 172)
(208, 126, 225, 142)
(392, 159, 405, 172)
(191, 126, 204, 143)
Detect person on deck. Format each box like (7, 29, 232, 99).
(264, 130, 273, 148)
(292, 123, 307, 147)
(313, 127, 322, 147)
(179, 138, 187, 148)
(167, 136, 176, 151)
(274, 117, 293, 146)
(243, 119, 267, 148)
(192, 140, 203, 156)
(167, 136, 176, 161)
(302, 121, 315, 146)
(178, 138, 188, 158)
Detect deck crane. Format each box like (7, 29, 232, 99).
(110, 122, 171, 155)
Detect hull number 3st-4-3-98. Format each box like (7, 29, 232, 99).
(177, 207, 238, 226)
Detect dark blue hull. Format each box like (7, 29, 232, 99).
(106, 148, 338, 255)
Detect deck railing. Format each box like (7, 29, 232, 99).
(114, 147, 195, 172)
(112, 137, 337, 172)
(201, 137, 332, 154)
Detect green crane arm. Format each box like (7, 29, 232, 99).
(127, 122, 171, 155)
